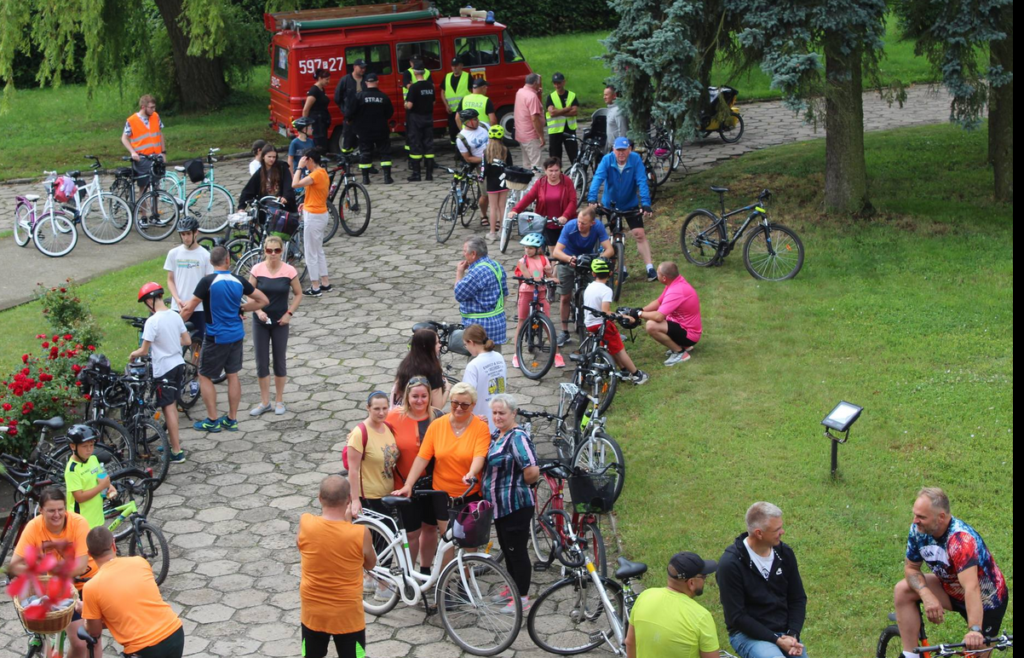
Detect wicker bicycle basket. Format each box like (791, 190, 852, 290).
(502, 165, 534, 191)
(14, 576, 80, 635)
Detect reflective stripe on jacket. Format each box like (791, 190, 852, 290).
(444, 72, 470, 109)
(128, 111, 162, 155)
(546, 91, 577, 134)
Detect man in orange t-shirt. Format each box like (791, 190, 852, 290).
(11, 487, 98, 658)
(297, 475, 376, 658)
(82, 526, 184, 658)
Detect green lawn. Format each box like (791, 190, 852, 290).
(608, 122, 1012, 655)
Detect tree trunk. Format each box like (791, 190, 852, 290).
(989, 4, 1013, 201)
(152, 0, 229, 111)
(824, 41, 873, 216)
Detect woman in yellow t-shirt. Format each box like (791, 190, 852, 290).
(347, 391, 400, 518)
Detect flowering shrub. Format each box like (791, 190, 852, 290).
(36, 279, 103, 350)
(0, 334, 94, 456)
(7, 543, 77, 621)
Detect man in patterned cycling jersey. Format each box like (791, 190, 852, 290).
(894, 487, 1009, 657)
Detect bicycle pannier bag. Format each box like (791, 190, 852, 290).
(183, 159, 205, 184)
(266, 207, 301, 238)
(53, 176, 78, 204)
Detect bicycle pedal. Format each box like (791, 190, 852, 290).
(533, 562, 549, 572)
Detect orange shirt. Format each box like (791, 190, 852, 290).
(81, 557, 182, 654)
(297, 514, 367, 634)
(303, 168, 330, 214)
(386, 408, 440, 489)
(14, 512, 97, 590)
(417, 413, 490, 498)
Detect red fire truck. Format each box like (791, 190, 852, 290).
(265, 1, 533, 152)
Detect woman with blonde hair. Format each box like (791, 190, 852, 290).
(248, 235, 303, 416)
(482, 124, 513, 241)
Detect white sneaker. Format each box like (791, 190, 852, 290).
(249, 402, 271, 417)
(664, 351, 690, 366)
(374, 582, 394, 601)
(500, 597, 532, 614)
(274, 402, 287, 415)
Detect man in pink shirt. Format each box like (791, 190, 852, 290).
(629, 261, 702, 366)
(514, 74, 545, 171)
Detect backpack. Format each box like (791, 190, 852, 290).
(266, 207, 300, 238)
(342, 421, 397, 496)
(53, 176, 78, 204)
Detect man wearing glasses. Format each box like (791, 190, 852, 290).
(625, 551, 720, 658)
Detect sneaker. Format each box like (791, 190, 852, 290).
(319, 284, 333, 292)
(557, 331, 571, 347)
(486, 232, 498, 242)
(275, 402, 287, 416)
(249, 402, 272, 417)
(374, 582, 394, 602)
(193, 418, 221, 433)
(169, 450, 187, 464)
(304, 287, 322, 298)
(218, 416, 239, 432)
(632, 370, 650, 385)
(621, 269, 629, 284)
(500, 597, 532, 615)
(489, 586, 512, 604)
(512, 355, 520, 369)
(646, 267, 658, 282)
(554, 353, 566, 368)
(664, 351, 690, 366)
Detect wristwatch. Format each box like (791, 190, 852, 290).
(970, 625, 983, 633)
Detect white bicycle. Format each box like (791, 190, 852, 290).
(74, 155, 134, 244)
(355, 480, 522, 656)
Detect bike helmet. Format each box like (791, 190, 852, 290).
(520, 232, 545, 248)
(590, 257, 611, 274)
(292, 116, 314, 130)
(488, 124, 505, 140)
(138, 282, 164, 303)
(176, 216, 199, 233)
(67, 424, 99, 445)
(459, 108, 479, 121)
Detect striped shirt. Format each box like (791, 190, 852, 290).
(483, 427, 538, 519)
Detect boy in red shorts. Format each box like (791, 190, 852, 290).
(582, 258, 649, 385)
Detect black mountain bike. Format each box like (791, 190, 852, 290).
(436, 164, 483, 243)
(109, 155, 181, 241)
(323, 152, 372, 238)
(514, 276, 558, 380)
(680, 187, 804, 281)
(877, 602, 1013, 657)
(594, 205, 641, 302)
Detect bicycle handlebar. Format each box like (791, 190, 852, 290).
(517, 409, 557, 421)
(915, 634, 1013, 654)
(512, 276, 557, 288)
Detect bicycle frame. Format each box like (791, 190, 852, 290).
(708, 202, 769, 248)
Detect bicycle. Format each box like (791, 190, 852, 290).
(877, 602, 1013, 657)
(109, 155, 181, 241)
(322, 152, 372, 238)
(593, 204, 642, 302)
(563, 134, 606, 202)
(161, 147, 235, 234)
(0, 446, 60, 570)
(355, 480, 522, 656)
(232, 218, 312, 290)
(680, 187, 804, 281)
(497, 164, 540, 254)
(105, 476, 169, 585)
(410, 319, 470, 385)
(16, 172, 81, 258)
(513, 276, 558, 380)
(60, 156, 135, 245)
(436, 164, 484, 243)
(700, 86, 744, 144)
(119, 312, 213, 410)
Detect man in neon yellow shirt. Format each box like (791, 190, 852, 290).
(626, 551, 720, 658)
(64, 424, 117, 528)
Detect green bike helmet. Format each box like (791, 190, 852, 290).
(590, 257, 612, 274)
(520, 232, 545, 248)
(488, 124, 505, 140)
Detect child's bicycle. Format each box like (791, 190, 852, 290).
(513, 275, 558, 380)
(105, 473, 169, 585)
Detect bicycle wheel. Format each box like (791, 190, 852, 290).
(610, 241, 626, 302)
(352, 517, 401, 616)
(572, 431, 625, 504)
(81, 193, 133, 244)
(461, 180, 480, 228)
(129, 417, 170, 484)
(581, 348, 618, 415)
(578, 519, 608, 577)
(185, 184, 233, 234)
(527, 576, 624, 655)
(516, 311, 556, 380)
(570, 166, 588, 202)
(436, 193, 458, 243)
(32, 210, 78, 257)
(437, 554, 521, 656)
(13, 203, 32, 247)
(645, 164, 659, 203)
(133, 190, 179, 241)
(744, 223, 804, 281)
(680, 210, 725, 267)
(178, 343, 201, 410)
(105, 472, 154, 541)
(223, 237, 253, 269)
(339, 182, 372, 236)
(286, 239, 311, 290)
(648, 140, 674, 187)
(498, 216, 513, 254)
(876, 625, 907, 658)
(0, 508, 27, 567)
(127, 520, 170, 585)
(719, 112, 745, 144)
(85, 417, 136, 467)
(232, 248, 262, 282)
(531, 477, 559, 563)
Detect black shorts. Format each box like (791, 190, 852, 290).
(130, 626, 185, 658)
(154, 364, 184, 408)
(950, 596, 1009, 637)
(300, 625, 365, 658)
(433, 491, 481, 525)
(666, 321, 697, 349)
(398, 495, 438, 531)
(199, 337, 243, 379)
(623, 210, 645, 230)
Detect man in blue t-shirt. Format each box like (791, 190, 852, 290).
(551, 205, 613, 346)
(181, 246, 268, 432)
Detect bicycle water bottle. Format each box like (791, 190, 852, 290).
(189, 380, 200, 397)
(98, 468, 108, 499)
(579, 410, 591, 431)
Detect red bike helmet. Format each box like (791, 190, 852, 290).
(138, 282, 164, 303)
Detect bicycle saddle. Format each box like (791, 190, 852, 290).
(33, 416, 64, 430)
(382, 496, 412, 507)
(710, 186, 730, 194)
(66, 170, 81, 178)
(24, 194, 39, 202)
(174, 166, 186, 172)
(568, 353, 585, 363)
(615, 557, 648, 580)
(539, 461, 572, 479)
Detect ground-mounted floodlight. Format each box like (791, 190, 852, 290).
(822, 401, 862, 478)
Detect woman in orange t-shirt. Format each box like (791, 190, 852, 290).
(292, 149, 331, 296)
(386, 376, 443, 574)
(394, 382, 490, 564)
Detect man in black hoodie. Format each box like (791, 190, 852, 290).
(718, 501, 808, 657)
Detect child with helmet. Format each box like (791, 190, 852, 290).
(482, 123, 513, 241)
(583, 258, 649, 385)
(64, 424, 118, 529)
(512, 233, 563, 369)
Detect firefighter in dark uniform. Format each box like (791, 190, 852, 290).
(333, 58, 367, 157)
(401, 57, 433, 159)
(404, 59, 438, 182)
(349, 72, 395, 185)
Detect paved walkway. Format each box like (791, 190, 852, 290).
(0, 85, 954, 657)
(0, 85, 952, 310)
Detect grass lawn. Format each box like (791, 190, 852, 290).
(0, 18, 939, 182)
(607, 122, 1012, 655)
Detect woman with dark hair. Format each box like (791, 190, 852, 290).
(303, 68, 333, 151)
(293, 150, 331, 297)
(508, 156, 578, 248)
(393, 328, 449, 409)
(239, 144, 297, 212)
(461, 324, 507, 432)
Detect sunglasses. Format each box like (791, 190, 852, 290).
(407, 376, 431, 387)
(265, 248, 283, 254)
(450, 401, 473, 410)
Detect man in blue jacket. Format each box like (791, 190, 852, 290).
(587, 136, 656, 281)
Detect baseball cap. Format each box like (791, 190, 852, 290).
(613, 136, 631, 150)
(669, 552, 717, 580)
(364, 72, 379, 82)
(352, 58, 367, 68)
(411, 59, 425, 72)
(451, 57, 463, 66)
(472, 77, 489, 88)
(552, 72, 565, 83)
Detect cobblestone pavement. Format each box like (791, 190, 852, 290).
(0, 85, 954, 657)
(0, 85, 953, 310)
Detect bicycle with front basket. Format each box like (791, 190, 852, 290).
(680, 187, 804, 281)
(109, 155, 181, 241)
(161, 147, 235, 234)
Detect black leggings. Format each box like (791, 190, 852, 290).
(252, 318, 289, 378)
(494, 506, 534, 597)
(130, 626, 185, 658)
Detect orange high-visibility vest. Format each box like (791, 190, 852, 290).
(127, 111, 163, 155)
